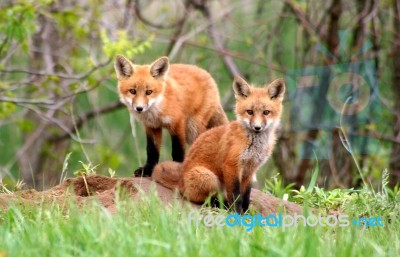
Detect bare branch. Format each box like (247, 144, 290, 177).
(51, 100, 124, 142)
(0, 58, 112, 80)
(59, 75, 112, 101)
(284, 0, 323, 38)
(164, 39, 281, 71)
(0, 71, 112, 107)
(190, 0, 246, 109)
(0, 97, 54, 105)
(21, 104, 96, 144)
(165, 1, 192, 56)
(168, 1, 252, 60)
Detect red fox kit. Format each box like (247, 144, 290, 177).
(114, 55, 228, 176)
(152, 76, 285, 213)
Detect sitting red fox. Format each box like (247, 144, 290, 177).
(114, 55, 228, 176)
(152, 76, 285, 213)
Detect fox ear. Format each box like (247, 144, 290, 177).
(233, 76, 250, 98)
(114, 55, 134, 79)
(267, 78, 285, 101)
(150, 56, 169, 79)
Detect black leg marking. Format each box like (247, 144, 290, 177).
(210, 193, 227, 209)
(232, 179, 243, 214)
(146, 134, 159, 166)
(134, 135, 159, 177)
(242, 183, 252, 212)
(171, 134, 184, 162)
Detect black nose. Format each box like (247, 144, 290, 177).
(254, 126, 261, 131)
(136, 106, 143, 112)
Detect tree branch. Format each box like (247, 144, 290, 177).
(21, 104, 95, 144)
(0, 97, 54, 105)
(0, 58, 111, 80)
(168, 1, 251, 60)
(50, 100, 124, 142)
(284, 0, 323, 38)
(191, 0, 243, 109)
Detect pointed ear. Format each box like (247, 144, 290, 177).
(232, 76, 251, 98)
(150, 56, 169, 79)
(267, 78, 285, 101)
(114, 55, 134, 79)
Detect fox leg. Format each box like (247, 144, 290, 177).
(240, 177, 252, 212)
(170, 120, 186, 162)
(134, 127, 162, 177)
(180, 166, 220, 204)
(223, 165, 243, 213)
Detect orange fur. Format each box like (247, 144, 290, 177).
(115, 55, 228, 176)
(153, 76, 285, 212)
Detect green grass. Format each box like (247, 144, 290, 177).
(0, 186, 399, 257)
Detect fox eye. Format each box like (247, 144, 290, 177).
(246, 110, 253, 115)
(129, 89, 136, 95)
(263, 110, 270, 115)
(146, 90, 153, 95)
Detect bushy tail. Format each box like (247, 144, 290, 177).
(152, 161, 183, 190)
(207, 105, 228, 129)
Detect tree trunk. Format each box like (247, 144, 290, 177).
(389, 0, 400, 187)
(18, 9, 69, 189)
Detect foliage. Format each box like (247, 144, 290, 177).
(101, 30, 153, 59)
(0, 0, 154, 185)
(0, 190, 399, 257)
(292, 186, 355, 212)
(263, 173, 296, 200)
(0, 0, 399, 191)
(0, 179, 25, 194)
(107, 168, 116, 178)
(291, 169, 400, 219)
(0, 0, 41, 56)
(59, 152, 72, 184)
(0, 1, 399, 254)
(74, 161, 99, 177)
(73, 161, 99, 196)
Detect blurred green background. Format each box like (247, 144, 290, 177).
(0, 0, 398, 190)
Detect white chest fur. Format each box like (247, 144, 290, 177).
(133, 106, 161, 128)
(125, 95, 172, 128)
(132, 106, 172, 128)
(240, 131, 273, 172)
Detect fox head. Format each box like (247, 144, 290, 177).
(233, 76, 285, 133)
(114, 55, 169, 113)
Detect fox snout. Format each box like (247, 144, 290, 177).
(133, 104, 147, 113)
(121, 96, 149, 113)
(247, 116, 278, 132)
(253, 124, 262, 131)
(239, 117, 266, 132)
(246, 115, 266, 132)
(250, 121, 265, 132)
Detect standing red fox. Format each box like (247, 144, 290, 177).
(114, 55, 228, 176)
(152, 76, 285, 213)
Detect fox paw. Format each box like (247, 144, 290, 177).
(133, 166, 153, 177)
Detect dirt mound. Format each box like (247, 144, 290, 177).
(0, 175, 302, 215)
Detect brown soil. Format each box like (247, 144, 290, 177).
(0, 175, 302, 215)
